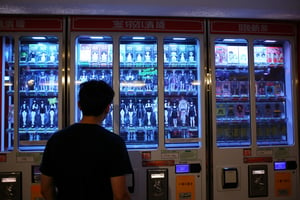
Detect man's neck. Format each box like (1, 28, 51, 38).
(79, 114, 105, 125)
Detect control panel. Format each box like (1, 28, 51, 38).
(147, 168, 168, 200)
(248, 165, 268, 197)
(0, 172, 22, 200)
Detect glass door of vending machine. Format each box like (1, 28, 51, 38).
(254, 40, 293, 146)
(0, 36, 14, 152)
(18, 36, 60, 151)
(163, 37, 203, 148)
(119, 35, 158, 149)
(214, 39, 251, 147)
(72, 35, 113, 130)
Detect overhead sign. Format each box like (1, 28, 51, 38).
(0, 16, 64, 32)
(71, 16, 204, 33)
(210, 19, 296, 36)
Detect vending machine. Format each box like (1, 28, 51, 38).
(1, 16, 298, 200)
(69, 16, 207, 200)
(209, 19, 299, 200)
(0, 16, 65, 199)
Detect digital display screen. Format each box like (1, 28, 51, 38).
(175, 164, 190, 173)
(252, 170, 265, 175)
(151, 173, 165, 179)
(274, 161, 287, 170)
(1, 177, 16, 183)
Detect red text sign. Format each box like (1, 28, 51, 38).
(0, 16, 64, 32)
(71, 16, 204, 33)
(210, 19, 296, 36)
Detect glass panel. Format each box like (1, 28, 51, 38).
(119, 36, 158, 149)
(164, 37, 201, 148)
(214, 38, 251, 147)
(18, 36, 59, 151)
(74, 36, 113, 131)
(254, 40, 293, 146)
(1, 36, 14, 152)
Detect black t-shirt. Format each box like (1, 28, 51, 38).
(40, 123, 133, 200)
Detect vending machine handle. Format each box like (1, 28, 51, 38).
(128, 172, 135, 193)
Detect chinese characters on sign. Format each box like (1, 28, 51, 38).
(0, 19, 25, 30)
(238, 24, 268, 33)
(113, 20, 165, 30)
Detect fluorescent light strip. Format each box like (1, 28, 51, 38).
(264, 40, 277, 43)
(32, 36, 46, 40)
(132, 37, 145, 40)
(173, 37, 186, 41)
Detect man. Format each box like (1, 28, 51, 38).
(40, 80, 133, 200)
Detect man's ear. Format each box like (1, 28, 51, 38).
(78, 102, 82, 110)
(104, 104, 110, 114)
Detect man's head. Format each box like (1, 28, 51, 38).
(78, 80, 115, 116)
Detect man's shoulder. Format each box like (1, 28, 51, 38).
(103, 129, 124, 143)
(49, 123, 125, 144)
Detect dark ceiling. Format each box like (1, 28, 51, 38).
(0, 0, 300, 20)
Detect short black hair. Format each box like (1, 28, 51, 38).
(78, 80, 115, 116)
